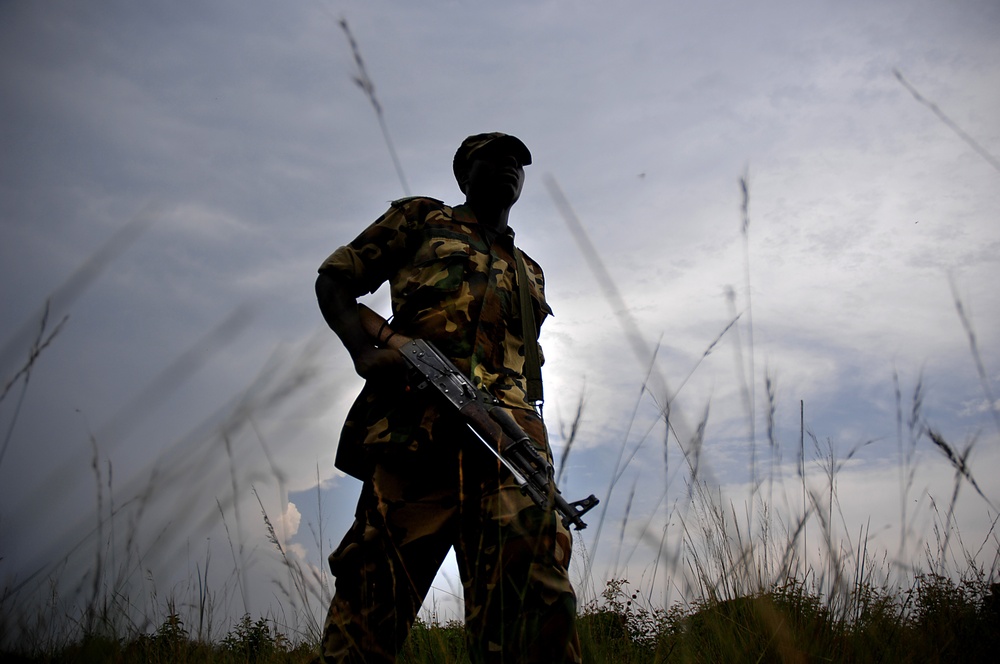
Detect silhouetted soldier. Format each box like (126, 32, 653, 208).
(315, 133, 581, 663)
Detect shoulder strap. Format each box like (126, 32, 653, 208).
(513, 246, 543, 406)
(389, 195, 445, 208)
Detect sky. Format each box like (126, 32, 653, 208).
(2, 0, 999, 643)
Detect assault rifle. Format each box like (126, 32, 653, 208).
(358, 304, 598, 530)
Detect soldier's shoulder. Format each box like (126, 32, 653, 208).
(515, 245, 544, 271)
(389, 196, 447, 211)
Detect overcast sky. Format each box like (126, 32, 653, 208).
(2, 0, 999, 639)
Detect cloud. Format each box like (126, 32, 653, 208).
(959, 398, 1000, 418)
(276, 500, 302, 546)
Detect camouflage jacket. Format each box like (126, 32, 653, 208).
(319, 196, 552, 478)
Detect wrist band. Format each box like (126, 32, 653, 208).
(377, 319, 399, 347)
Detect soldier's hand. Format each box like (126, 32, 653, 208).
(352, 347, 407, 381)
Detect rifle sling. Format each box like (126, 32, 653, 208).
(513, 246, 543, 406)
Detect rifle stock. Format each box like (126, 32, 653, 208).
(356, 304, 598, 529)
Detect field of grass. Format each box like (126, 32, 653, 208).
(3, 241, 998, 664)
(4, 551, 998, 663)
(2, 330, 997, 663)
(3, 522, 998, 662)
(2, 142, 997, 664)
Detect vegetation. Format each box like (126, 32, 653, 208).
(1, 612, 315, 663)
(3, 570, 998, 662)
(4, 228, 997, 664)
(3, 234, 997, 664)
(2, 41, 996, 661)
(3, 347, 997, 662)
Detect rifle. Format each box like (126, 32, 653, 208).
(357, 304, 598, 530)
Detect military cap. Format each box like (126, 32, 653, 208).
(453, 132, 532, 192)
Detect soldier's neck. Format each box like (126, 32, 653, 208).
(467, 202, 511, 236)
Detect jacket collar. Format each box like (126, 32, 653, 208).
(451, 204, 516, 242)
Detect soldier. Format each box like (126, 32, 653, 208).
(314, 133, 581, 663)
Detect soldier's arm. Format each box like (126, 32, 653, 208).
(315, 271, 404, 380)
(316, 198, 442, 379)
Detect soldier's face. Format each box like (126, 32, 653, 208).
(465, 151, 525, 208)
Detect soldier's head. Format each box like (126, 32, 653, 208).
(454, 133, 531, 209)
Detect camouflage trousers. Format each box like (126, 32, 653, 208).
(319, 408, 582, 664)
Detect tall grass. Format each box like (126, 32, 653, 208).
(4, 254, 995, 664)
(2, 48, 997, 661)
(0, 288, 331, 658)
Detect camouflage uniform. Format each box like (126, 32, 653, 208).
(317, 197, 582, 663)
